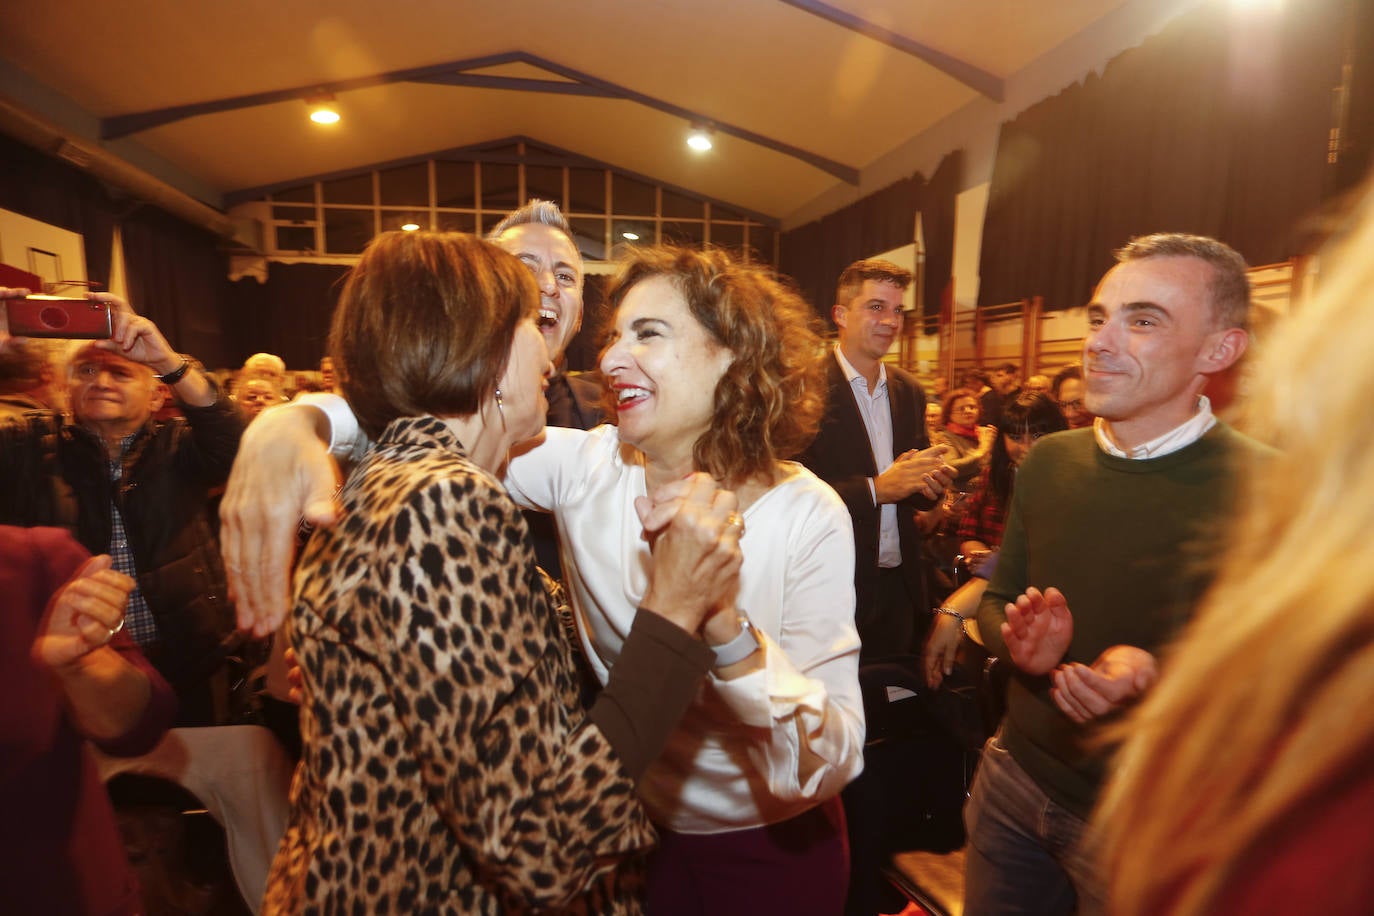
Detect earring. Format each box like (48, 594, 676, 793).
(494, 387, 506, 429)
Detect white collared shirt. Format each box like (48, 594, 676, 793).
(1094, 395, 1217, 459)
(834, 346, 902, 568)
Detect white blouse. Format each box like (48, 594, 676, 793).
(506, 426, 865, 833)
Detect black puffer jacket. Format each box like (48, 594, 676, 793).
(0, 396, 244, 725)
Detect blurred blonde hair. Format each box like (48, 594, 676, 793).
(1097, 181, 1374, 915)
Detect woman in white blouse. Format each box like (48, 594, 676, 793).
(223, 246, 864, 914)
(505, 247, 863, 913)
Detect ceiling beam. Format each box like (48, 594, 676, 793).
(778, 0, 1005, 102)
(99, 51, 859, 185)
(99, 52, 528, 139)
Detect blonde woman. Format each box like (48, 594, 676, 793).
(1096, 181, 1374, 915)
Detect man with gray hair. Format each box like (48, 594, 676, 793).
(488, 199, 604, 429)
(964, 233, 1269, 914)
(0, 289, 244, 724)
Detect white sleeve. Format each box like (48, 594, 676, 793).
(292, 391, 369, 463)
(708, 491, 865, 803)
(503, 426, 595, 513)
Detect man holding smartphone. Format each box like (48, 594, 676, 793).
(0, 287, 244, 726)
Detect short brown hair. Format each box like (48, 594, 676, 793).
(330, 231, 538, 440)
(604, 247, 827, 482)
(1115, 233, 1251, 331)
(835, 258, 913, 309)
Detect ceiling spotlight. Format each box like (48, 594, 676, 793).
(621, 231, 640, 241)
(686, 124, 713, 152)
(306, 92, 340, 125)
(400, 221, 420, 232)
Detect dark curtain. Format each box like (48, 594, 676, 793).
(779, 150, 964, 329)
(978, 0, 1350, 310)
(224, 263, 348, 370)
(121, 207, 234, 368)
(0, 132, 117, 289)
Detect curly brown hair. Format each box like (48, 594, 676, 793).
(603, 246, 827, 483)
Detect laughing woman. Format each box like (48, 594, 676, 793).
(224, 246, 864, 915)
(258, 233, 736, 915)
(503, 248, 863, 914)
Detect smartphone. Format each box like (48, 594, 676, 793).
(5, 296, 112, 339)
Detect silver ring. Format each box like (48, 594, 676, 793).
(106, 616, 126, 640)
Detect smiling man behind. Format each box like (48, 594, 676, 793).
(965, 233, 1270, 915)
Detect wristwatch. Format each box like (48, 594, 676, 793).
(710, 612, 761, 667)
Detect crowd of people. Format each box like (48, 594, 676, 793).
(3, 183, 1372, 916)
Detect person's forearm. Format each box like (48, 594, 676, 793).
(51, 648, 153, 741)
(588, 609, 713, 780)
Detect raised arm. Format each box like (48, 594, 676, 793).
(220, 400, 343, 635)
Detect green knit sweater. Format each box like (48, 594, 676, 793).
(977, 423, 1269, 818)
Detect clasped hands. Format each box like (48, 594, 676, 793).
(635, 473, 744, 641)
(874, 445, 955, 504)
(1002, 586, 1158, 723)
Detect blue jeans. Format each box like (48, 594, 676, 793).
(962, 734, 1105, 916)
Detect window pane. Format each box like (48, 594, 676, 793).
(272, 183, 315, 204)
(272, 204, 314, 221)
(569, 168, 606, 214)
(379, 163, 429, 207)
(748, 224, 776, 265)
(711, 203, 743, 222)
(612, 174, 655, 216)
(481, 162, 519, 211)
(322, 173, 374, 206)
(435, 211, 477, 234)
(709, 221, 744, 255)
(661, 220, 704, 247)
(380, 210, 427, 233)
(569, 217, 607, 261)
(324, 208, 374, 254)
(661, 188, 702, 220)
(435, 161, 476, 209)
(524, 165, 564, 207)
(481, 212, 509, 237)
(613, 220, 653, 246)
(274, 225, 317, 252)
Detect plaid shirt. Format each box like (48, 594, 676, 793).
(956, 467, 1008, 549)
(107, 434, 159, 646)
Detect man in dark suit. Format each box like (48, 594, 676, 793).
(799, 259, 957, 916)
(799, 258, 953, 662)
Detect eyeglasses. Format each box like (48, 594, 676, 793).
(1057, 399, 1084, 411)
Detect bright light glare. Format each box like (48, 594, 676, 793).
(310, 107, 340, 125)
(622, 231, 640, 241)
(687, 131, 713, 152)
(401, 222, 420, 232)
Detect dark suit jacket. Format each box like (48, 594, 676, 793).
(798, 354, 933, 656)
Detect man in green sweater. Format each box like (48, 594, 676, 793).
(964, 234, 1270, 915)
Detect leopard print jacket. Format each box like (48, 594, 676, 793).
(263, 416, 654, 914)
